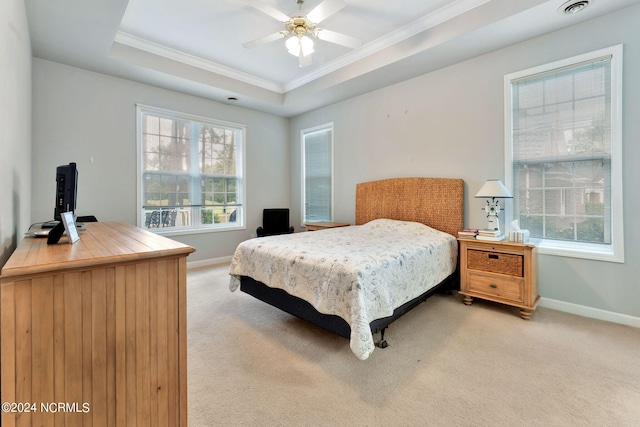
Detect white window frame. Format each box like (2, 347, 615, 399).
(301, 123, 335, 226)
(504, 45, 624, 263)
(136, 104, 246, 236)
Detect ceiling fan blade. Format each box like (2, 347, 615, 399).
(315, 28, 362, 49)
(243, 31, 287, 49)
(241, 0, 291, 23)
(306, 0, 345, 24)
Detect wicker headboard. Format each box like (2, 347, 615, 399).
(355, 178, 464, 236)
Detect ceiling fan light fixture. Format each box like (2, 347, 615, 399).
(286, 35, 314, 57)
(243, 0, 359, 68)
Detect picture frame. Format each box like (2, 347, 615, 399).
(61, 211, 80, 244)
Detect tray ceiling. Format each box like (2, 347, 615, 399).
(25, 0, 640, 116)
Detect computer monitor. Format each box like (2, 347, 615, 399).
(54, 162, 78, 221)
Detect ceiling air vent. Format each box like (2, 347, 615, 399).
(558, 0, 592, 14)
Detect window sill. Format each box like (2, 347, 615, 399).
(145, 225, 246, 237)
(537, 239, 624, 263)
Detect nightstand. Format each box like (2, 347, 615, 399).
(458, 238, 539, 320)
(304, 221, 350, 231)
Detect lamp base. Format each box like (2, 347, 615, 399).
(483, 198, 502, 233)
(486, 216, 500, 233)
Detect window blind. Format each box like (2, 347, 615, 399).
(512, 58, 611, 164)
(511, 57, 612, 244)
(303, 126, 332, 222)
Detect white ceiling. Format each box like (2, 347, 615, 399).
(116, 0, 466, 87)
(25, 0, 640, 117)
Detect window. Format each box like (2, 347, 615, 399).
(302, 123, 334, 223)
(137, 105, 245, 234)
(505, 45, 623, 262)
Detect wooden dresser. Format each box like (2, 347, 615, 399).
(0, 222, 194, 426)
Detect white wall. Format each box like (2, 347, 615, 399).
(31, 59, 289, 262)
(290, 5, 640, 319)
(0, 0, 31, 269)
(24, 4, 640, 319)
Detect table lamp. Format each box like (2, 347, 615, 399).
(475, 179, 512, 233)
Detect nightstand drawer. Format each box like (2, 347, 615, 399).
(467, 272, 524, 303)
(467, 249, 523, 277)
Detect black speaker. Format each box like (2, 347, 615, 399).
(54, 162, 78, 221)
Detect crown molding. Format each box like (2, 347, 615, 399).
(284, 0, 492, 91)
(113, 31, 285, 93)
(113, 0, 490, 95)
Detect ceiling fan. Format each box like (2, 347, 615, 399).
(242, 0, 362, 68)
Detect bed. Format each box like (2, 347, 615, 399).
(229, 177, 464, 360)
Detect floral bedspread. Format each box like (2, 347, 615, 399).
(229, 219, 458, 360)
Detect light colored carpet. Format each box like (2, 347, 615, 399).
(187, 263, 640, 427)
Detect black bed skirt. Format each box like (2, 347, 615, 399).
(240, 272, 459, 339)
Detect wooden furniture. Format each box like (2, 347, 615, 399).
(304, 221, 350, 231)
(458, 238, 539, 320)
(0, 221, 194, 427)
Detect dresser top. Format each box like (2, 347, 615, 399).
(1, 221, 195, 279)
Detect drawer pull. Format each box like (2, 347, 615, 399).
(488, 254, 499, 259)
(490, 284, 498, 289)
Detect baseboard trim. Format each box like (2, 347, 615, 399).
(187, 256, 232, 269)
(539, 297, 640, 328)
(182, 262, 640, 329)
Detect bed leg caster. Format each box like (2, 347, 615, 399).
(377, 328, 389, 348)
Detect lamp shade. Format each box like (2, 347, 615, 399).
(475, 179, 512, 198)
(286, 35, 314, 57)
